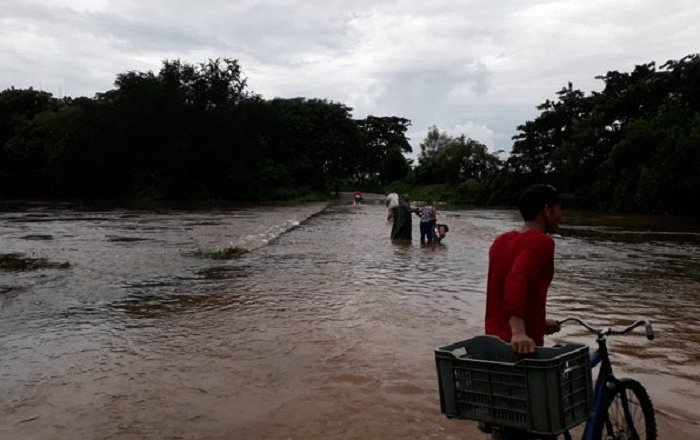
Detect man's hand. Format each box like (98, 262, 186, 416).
(511, 333, 536, 354)
(509, 315, 536, 354)
(545, 319, 561, 335)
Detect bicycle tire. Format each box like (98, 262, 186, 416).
(599, 378, 656, 440)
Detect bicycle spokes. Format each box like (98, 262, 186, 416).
(605, 388, 646, 439)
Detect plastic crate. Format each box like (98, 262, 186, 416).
(435, 335, 591, 435)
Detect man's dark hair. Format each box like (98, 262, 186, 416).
(518, 184, 561, 221)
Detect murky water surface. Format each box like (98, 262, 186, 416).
(1, 202, 698, 439)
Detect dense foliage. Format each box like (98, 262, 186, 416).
(502, 54, 700, 214)
(0, 59, 411, 201)
(2, 54, 699, 214)
(407, 54, 700, 214)
(406, 126, 502, 205)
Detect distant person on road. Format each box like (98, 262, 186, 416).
(485, 184, 563, 354)
(353, 191, 363, 205)
(415, 199, 437, 243)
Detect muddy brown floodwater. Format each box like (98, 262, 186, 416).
(1, 202, 699, 439)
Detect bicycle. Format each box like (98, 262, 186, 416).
(435, 318, 657, 440)
(555, 317, 657, 440)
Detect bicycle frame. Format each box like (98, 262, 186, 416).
(559, 318, 654, 440)
(582, 336, 611, 439)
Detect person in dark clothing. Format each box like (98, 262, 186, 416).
(388, 194, 413, 240)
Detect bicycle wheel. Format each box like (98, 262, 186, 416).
(600, 378, 656, 440)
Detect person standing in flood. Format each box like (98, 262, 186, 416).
(481, 184, 563, 439)
(353, 191, 363, 205)
(386, 193, 413, 240)
(485, 184, 562, 354)
(416, 199, 437, 243)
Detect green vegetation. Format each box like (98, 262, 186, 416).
(0, 58, 411, 203)
(392, 54, 700, 214)
(377, 183, 470, 206)
(502, 55, 700, 215)
(1, 55, 699, 214)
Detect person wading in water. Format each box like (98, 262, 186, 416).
(482, 184, 563, 439)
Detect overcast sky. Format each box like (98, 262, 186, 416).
(2, 0, 699, 154)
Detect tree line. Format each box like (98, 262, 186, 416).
(0, 58, 411, 202)
(1, 55, 699, 214)
(503, 54, 700, 215)
(408, 54, 700, 215)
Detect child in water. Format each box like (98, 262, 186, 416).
(416, 199, 437, 243)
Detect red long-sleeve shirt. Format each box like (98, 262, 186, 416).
(485, 229, 554, 346)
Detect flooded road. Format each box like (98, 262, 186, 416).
(1, 202, 699, 439)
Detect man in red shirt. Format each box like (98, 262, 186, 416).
(485, 184, 562, 354)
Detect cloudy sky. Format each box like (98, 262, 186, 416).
(2, 1, 699, 154)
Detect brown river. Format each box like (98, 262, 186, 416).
(1, 200, 699, 439)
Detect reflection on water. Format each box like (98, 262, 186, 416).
(1, 203, 698, 439)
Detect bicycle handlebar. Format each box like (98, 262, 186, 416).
(559, 317, 655, 340)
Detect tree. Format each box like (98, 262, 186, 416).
(356, 116, 412, 184)
(414, 127, 501, 185)
(501, 54, 700, 214)
(509, 83, 590, 186)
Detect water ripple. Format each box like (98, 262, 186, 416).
(0, 203, 698, 438)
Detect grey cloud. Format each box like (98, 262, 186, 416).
(2, 0, 700, 153)
(370, 62, 492, 124)
(472, 61, 490, 96)
(1, 3, 210, 54)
